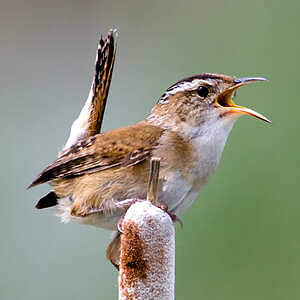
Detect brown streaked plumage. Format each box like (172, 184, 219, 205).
(29, 30, 271, 268)
(88, 29, 116, 136)
(31, 120, 198, 220)
(29, 121, 163, 189)
(62, 29, 117, 151)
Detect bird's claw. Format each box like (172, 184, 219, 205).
(156, 203, 183, 228)
(117, 215, 125, 234)
(116, 199, 184, 233)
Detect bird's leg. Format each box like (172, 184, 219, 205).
(113, 198, 143, 233)
(115, 198, 183, 232)
(113, 198, 143, 209)
(117, 215, 125, 234)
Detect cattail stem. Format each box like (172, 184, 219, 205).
(146, 157, 160, 205)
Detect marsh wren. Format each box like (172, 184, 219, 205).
(29, 30, 271, 267)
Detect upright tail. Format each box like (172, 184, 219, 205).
(63, 29, 117, 151)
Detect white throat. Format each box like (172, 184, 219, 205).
(163, 116, 237, 217)
(187, 117, 237, 175)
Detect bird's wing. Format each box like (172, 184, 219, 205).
(28, 122, 163, 188)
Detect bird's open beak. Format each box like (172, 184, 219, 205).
(215, 77, 271, 123)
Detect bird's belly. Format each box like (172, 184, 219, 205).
(168, 174, 209, 216)
(172, 190, 200, 216)
(158, 171, 192, 212)
(56, 167, 211, 230)
(56, 197, 125, 230)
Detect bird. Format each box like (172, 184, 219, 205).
(28, 30, 271, 267)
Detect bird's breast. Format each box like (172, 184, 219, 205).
(155, 123, 233, 215)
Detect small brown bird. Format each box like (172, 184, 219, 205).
(29, 30, 271, 267)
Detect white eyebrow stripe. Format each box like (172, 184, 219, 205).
(197, 80, 213, 86)
(159, 79, 212, 103)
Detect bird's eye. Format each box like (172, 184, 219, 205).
(197, 86, 209, 98)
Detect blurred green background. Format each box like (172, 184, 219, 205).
(1, 0, 299, 299)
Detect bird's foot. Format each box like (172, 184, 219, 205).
(117, 215, 125, 234)
(113, 198, 142, 210)
(115, 199, 143, 233)
(115, 199, 183, 233)
(156, 203, 183, 228)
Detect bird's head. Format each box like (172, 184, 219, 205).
(149, 73, 271, 137)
